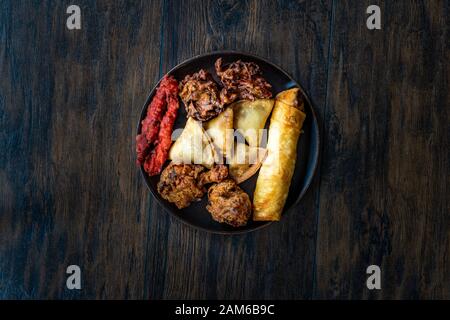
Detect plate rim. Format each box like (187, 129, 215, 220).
(137, 50, 320, 235)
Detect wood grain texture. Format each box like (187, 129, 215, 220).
(0, 0, 448, 299)
(315, 0, 450, 299)
(0, 0, 164, 299)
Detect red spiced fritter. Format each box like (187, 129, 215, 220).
(136, 76, 180, 176)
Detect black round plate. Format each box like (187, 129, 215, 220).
(137, 51, 320, 234)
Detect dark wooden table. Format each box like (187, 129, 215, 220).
(0, 0, 448, 299)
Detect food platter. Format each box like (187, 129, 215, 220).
(137, 51, 320, 234)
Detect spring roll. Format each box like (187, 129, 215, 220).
(253, 88, 306, 221)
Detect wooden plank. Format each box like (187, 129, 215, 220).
(0, 0, 163, 298)
(315, 0, 449, 299)
(147, 0, 332, 299)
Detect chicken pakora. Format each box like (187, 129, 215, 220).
(206, 179, 252, 227)
(157, 163, 228, 209)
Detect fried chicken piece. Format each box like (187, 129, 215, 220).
(157, 163, 228, 209)
(206, 179, 252, 227)
(215, 58, 272, 104)
(179, 70, 224, 121)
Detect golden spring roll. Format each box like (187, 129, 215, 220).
(253, 88, 306, 221)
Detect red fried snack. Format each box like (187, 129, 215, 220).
(144, 94, 179, 175)
(136, 75, 179, 175)
(136, 79, 168, 163)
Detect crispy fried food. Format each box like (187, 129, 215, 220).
(168, 117, 216, 168)
(232, 99, 274, 147)
(228, 143, 267, 184)
(215, 58, 272, 104)
(157, 163, 205, 209)
(136, 76, 179, 176)
(204, 106, 234, 158)
(179, 69, 224, 121)
(145, 94, 180, 175)
(157, 163, 228, 209)
(206, 179, 252, 227)
(199, 164, 228, 185)
(253, 88, 306, 221)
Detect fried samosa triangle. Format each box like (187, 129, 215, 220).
(232, 99, 274, 147)
(204, 107, 234, 159)
(253, 88, 306, 221)
(169, 117, 215, 168)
